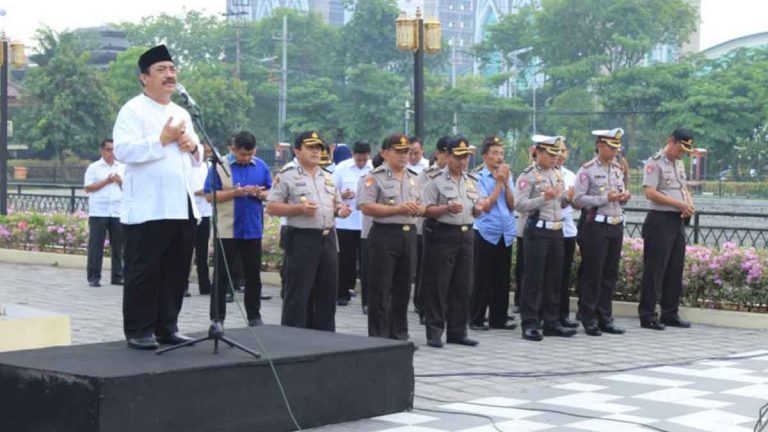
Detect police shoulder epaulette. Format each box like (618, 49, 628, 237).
(322, 167, 333, 175)
(582, 160, 595, 168)
(610, 159, 622, 169)
(370, 165, 385, 174)
(472, 164, 484, 173)
(521, 165, 534, 174)
(466, 171, 479, 181)
(407, 168, 418, 176)
(428, 169, 443, 179)
(651, 152, 663, 160)
(279, 164, 296, 173)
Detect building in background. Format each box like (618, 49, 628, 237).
(701, 32, 768, 59)
(226, 0, 345, 26)
(71, 26, 129, 69)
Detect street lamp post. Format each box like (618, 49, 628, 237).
(1, 35, 25, 215)
(396, 8, 440, 140)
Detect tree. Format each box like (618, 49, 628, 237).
(107, 47, 147, 106)
(340, 0, 407, 71)
(17, 32, 115, 160)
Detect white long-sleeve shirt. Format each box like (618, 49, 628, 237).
(113, 94, 202, 225)
(84, 158, 124, 217)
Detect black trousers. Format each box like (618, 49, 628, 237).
(559, 236, 577, 321)
(360, 238, 369, 307)
(520, 227, 564, 330)
(279, 225, 289, 298)
(337, 229, 361, 301)
(639, 211, 686, 321)
(368, 223, 416, 340)
(576, 223, 622, 324)
(413, 234, 424, 312)
(212, 238, 263, 322)
(122, 209, 196, 339)
(87, 216, 123, 284)
(282, 227, 338, 331)
(514, 236, 524, 308)
(194, 216, 211, 294)
(422, 221, 474, 341)
(470, 232, 511, 327)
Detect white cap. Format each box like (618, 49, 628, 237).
(531, 134, 563, 145)
(591, 128, 624, 139)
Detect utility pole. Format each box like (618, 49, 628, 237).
(404, 99, 410, 135)
(1, 37, 8, 215)
(273, 15, 289, 144)
(413, 9, 425, 140)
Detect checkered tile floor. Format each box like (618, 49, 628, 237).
(363, 350, 768, 432)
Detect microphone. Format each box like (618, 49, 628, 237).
(176, 83, 197, 108)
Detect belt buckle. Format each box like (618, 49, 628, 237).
(461, 225, 469, 232)
(610, 217, 620, 225)
(552, 222, 562, 230)
(322, 229, 330, 236)
(402, 225, 411, 232)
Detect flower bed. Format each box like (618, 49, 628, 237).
(2, 212, 766, 312)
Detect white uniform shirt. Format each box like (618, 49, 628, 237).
(113, 94, 202, 225)
(333, 158, 372, 231)
(408, 157, 430, 174)
(192, 160, 213, 218)
(561, 166, 578, 238)
(84, 158, 124, 217)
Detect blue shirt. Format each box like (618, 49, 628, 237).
(205, 157, 272, 239)
(473, 166, 516, 246)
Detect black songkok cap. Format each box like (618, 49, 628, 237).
(435, 136, 450, 153)
(353, 141, 371, 154)
(138, 45, 174, 71)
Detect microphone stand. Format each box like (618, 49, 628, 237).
(157, 96, 260, 358)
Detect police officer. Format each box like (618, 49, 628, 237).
(266, 131, 352, 331)
(357, 134, 423, 340)
(638, 128, 695, 330)
(515, 135, 577, 341)
(574, 128, 631, 336)
(422, 136, 487, 348)
(413, 136, 450, 322)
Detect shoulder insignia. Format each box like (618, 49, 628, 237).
(322, 169, 332, 177)
(472, 164, 484, 173)
(407, 168, 418, 176)
(521, 165, 534, 174)
(466, 171, 479, 181)
(364, 176, 375, 188)
(279, 164, 296, 173)
(582, 160, 595, 168)
(428, 170, 442, 179)
(370, 165, 385, 174)
(651, 152, 663, 160)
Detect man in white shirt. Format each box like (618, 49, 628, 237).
(84, 138, 124, 288)
(113, 45, 203, 350)
(333, 141, 372, 306)
(555, 140, 579, 329)
(407, 136, 430, 173)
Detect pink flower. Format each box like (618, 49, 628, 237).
(17, 221, 28, 231)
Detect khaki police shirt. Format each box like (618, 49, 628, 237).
(643, 150, 688, 212)
(414, 164, 441, 234)
(423, 167, 479, 226)
(356, 163, 421, 225)
(573, 157, 625, 217)
(514, 164, 564, 222)
(267, 164, 341, 229)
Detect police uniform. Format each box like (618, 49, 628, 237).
(267, 131, 343, 331)
(422, 137, 480, 348)
(357, 135, 421, 340)
(638, 129, 695, 330)
(514, 135, 576, 341)
(573, 128, 628, 336)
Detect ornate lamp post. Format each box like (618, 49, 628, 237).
(395, 7, 440, 140)
(1, 35, 26, 215)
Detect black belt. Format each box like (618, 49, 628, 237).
(288, 227, 335, 236)
(430, 220, 472, 232)
(649, 210, 682, 216)
(372, 222, 416, 232)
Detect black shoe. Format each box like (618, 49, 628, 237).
(226, 293, 234, 303)
(522, 328, 543, 341)
(362, 305, 368, 315)
(599, 322, 626, 334)
(543, 325, 577, 337)
(447, 336, 479, 346)
(127, 335, 159, 350)
(234, 285, 245, 293)
(641, 320, 665, 330)
(183, 290, 191, 297)
(261, 294, 272, 300)
(584, 323, 602, 336)
(111, 278, 123, 286)
(248, 318, 263, 327)
(427, 338, 444, 348)
(489, 322, 517, 330)
(157, 333, 194, 346)
(89, 281, 101, 287)
(337, 298, 349, 306)
(469, 323, 490, 331)
(660, 316, 691, 328)
(560, 318, 579, 328)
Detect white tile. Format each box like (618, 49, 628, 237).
(467, 397, 529, 407)
(554, 383, 608, 392)
(697, 360, 739, 367)
(727, 350, 768, 358)
(650, 366, 768, 383)
(375, 426, 448, 432)
(567, 419, 652, 432)
(539, 392, 637, 414)
(723, 384, 768, 399)
(668, 409, 755, 431)
(602, 374, 692, 387)
(457, 419, 555, 432)
(440, 402, 542, 420)
(603, 414, 658, 424)
(633, 388, 711, 402)
(373, 412, 439, 425)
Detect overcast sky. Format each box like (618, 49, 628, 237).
(1, 0, 766, 51)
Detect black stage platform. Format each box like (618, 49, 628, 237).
(0, 325, 414, 432)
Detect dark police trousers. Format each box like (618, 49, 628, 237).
(558, 236, 576, 321)
(282, 227, 338, 331)
(514, 236, 524, 308)
(576, 222, 622, 325)
(422, 221, 474, 341)
(470, 232, 511, 327)
(413, 234, 424, 312)
(638, 211, 686, 321)
(368, 223, 416, 340)
(122, 202, 196, 339)
(337, 228, 361, 301)
(87, 216, 123, 284)
(520, 226, 563, 330)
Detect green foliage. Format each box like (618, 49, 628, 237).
(107, 47, 147, 106)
